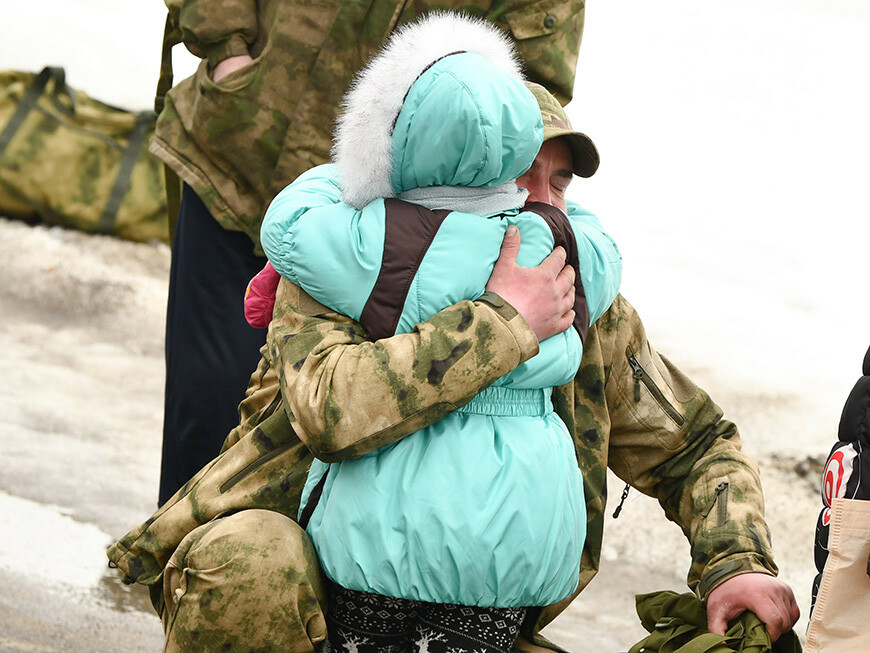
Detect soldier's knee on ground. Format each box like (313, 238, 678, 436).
(163, 509, 328, 652)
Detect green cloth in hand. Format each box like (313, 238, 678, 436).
(627, 590, 801, 653)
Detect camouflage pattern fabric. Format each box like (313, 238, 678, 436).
(162, 510, 327, 652)
(108, 284, 778, 652)
(0, 67, 168, 244)
(628, 590, 801, 653)
(152, 0, 587, 250)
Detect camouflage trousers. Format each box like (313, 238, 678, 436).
(160, 509, 561, 652)
(162, 509, 328, 652)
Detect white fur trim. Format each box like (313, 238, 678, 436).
(333, 12, 524, 209)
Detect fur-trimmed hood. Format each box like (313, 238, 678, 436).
(333, 12, 543, 209)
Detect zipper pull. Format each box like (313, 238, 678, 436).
(701, 482, 729, 518)
(612, 483, 630, 518)
(627, 355, 643, 402)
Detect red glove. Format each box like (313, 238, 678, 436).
(244, 261, 281, 328)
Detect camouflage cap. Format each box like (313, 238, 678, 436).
(526, 82, 599, 178)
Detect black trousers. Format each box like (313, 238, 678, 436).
(158, 185, 266, 506)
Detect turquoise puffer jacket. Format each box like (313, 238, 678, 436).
(261, 53, 621, 607)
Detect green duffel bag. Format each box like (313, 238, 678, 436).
(0, 66, 168, 244)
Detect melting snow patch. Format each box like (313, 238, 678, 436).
(0, 491, 110, 590)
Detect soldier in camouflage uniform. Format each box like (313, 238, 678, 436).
(110, 83, 799, 649)
(154, 0, 589, 506)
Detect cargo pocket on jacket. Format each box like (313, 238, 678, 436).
(700, 479, 730, 528)
(500, 0, 584, 39)
(190, 51, 289, 197)
(218, 439, 300, 493)
(626, 346, 685, 427)
(498, 0, 586, 100)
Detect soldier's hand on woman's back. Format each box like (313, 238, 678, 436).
(486, 226, 575, 342)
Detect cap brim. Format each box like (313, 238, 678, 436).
(543, 127, 600, 178)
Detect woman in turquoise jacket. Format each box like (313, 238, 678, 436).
(259, 13, 621, 653)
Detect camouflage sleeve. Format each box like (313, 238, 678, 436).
(602, 296, 778, 600)
(169, 0, 259, 66)
(267, 280, 539, 462)
(220, 348, 282, 452)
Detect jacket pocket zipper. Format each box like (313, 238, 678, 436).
(701, 481, 730, 527)
(219, 440, 297, 494)
(626, 351, 685, 426)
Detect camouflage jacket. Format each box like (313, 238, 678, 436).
(152, 0, 587, 250)
(108, 282, 778, 651)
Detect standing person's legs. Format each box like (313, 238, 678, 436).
(162, 510, 328, 652)
(158, 184, 267, 505)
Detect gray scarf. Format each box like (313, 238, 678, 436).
(398, 182, 528, 215)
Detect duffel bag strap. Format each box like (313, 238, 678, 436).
(96, 110, 157, 235)
(155, 12, 181, 115)
(0, 67, 72, 157)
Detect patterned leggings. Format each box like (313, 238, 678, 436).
(322, 584, 527, 653)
